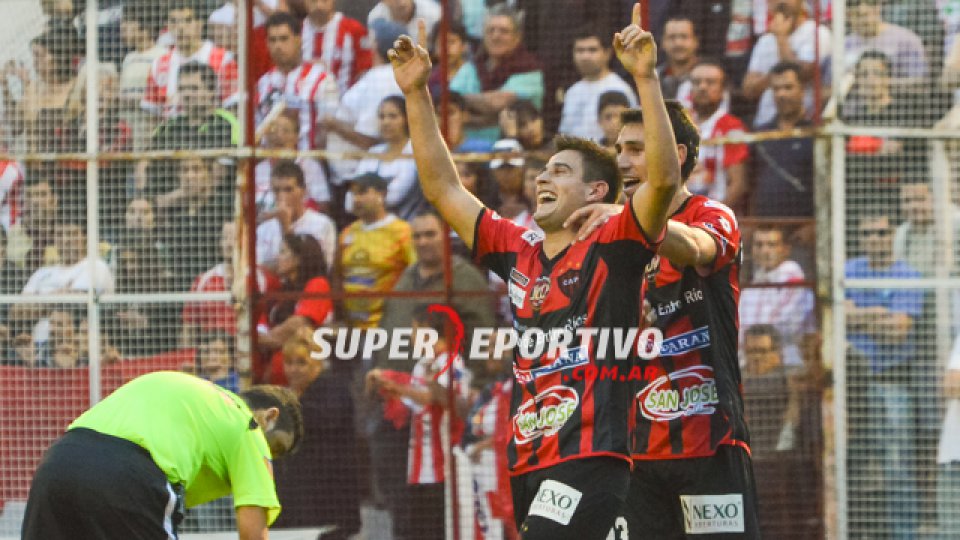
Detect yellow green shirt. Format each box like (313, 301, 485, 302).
(70, 371, 281, 524)
(339, 214, 416, 328)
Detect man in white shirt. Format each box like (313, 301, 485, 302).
(367, 0, 440, 40)
(558, 28, 638, 141)
(739, 225, 815, 367)
(256, 160, 337, 272)
(742, 0, 831, 127)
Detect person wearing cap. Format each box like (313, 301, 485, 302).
(367, 0, 441, 40)
(321, 18, 405, 184)
(21, 372, 303, 540)
(335, 172, 416, 329)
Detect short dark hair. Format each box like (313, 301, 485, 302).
(413, 208, 443, 223)
(168, 0, 204, 17)
(770, 60, 803, 81)
(554, 135, 622, 204)
(744, 324, 782, 349)
(271, 159, 306, 188)
(434, 91, 467, 112)
(664, 14, 697, 34)
(597, 91, 630, 118)
(573, 26, 608, 49)
(856, 49, 892, 74)
(620, 100, 700, 180)
(31, 26, 81, 82)
(692, 58, 728, 84)
(123, 0, 164, 40)
(265, 11, 301, 35)
(178, 61, 218, 93)
(753, 225, 788, 244)
(240, 385, 305, 456)
(507, 99, 541, 124)
(283, 233, 328, 282)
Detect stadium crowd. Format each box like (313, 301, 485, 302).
(3, 0, 960, 538)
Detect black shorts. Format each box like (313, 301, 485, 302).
(22, 428, 185, 540)
(623, 445, 760, 539)
(510, 457, 631, 540)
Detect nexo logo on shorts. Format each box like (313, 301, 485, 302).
(679, 494, 745, 534)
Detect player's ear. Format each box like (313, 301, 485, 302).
(585, 180, 609, 203)
(677, 144, 688, 171)
(255, 407, 281, 432)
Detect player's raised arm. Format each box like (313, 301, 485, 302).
(615, 4, 680, 238)
(389, 20, 484, 249)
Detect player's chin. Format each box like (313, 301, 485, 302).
(622, 180, 640, 198)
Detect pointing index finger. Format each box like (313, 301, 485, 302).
(632, 2, 642, 28)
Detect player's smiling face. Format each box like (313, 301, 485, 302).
(616, 122, 646, 197)
(535, 149, 606, 232)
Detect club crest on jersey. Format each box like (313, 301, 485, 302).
(530, 276, 551, 310)
(636, 365, 719, 422)
(557, 268, 582, 298)
(644, 255, 661, 284)
(514, 386, 580, 444)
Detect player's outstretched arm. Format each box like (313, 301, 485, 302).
(389, 20, 484, 249)
(616, 4, 680, 238)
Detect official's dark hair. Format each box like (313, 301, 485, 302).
(265, 11, 301, 35)
(271, 159, 306, 188)
(178, 61, 218, 93)
(240, 385, 305, 456)
(554, 135, 622, 204)
(620, 100, 700, 181)
(770, 60, 803, 81)
(597, 91, 630, 118)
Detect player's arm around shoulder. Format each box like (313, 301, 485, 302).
(619, 4, 680, 240)
(389, 19, 484, 249)
(661, 200, 740, 275)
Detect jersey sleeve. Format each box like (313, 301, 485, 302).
(689, 199, 741, 272)
(141, 61, 165, 113)
(294, 277, 334, 325)
(471, 208, 531, 282)
(224, 425, 282, 525)
(597, 201, 662, 251)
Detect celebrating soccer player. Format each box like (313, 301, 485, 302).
(388, 5, 680, 538)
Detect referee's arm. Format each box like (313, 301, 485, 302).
(236, 505, 269, 539)
(389, 21, 484, 250)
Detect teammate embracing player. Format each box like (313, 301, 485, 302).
(569, 43, 761, 540)
(389, 6, 682, 538)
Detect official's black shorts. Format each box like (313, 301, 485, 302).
(623, 444, 760, 539)
(22, 428, 185, 540)
(511, 457, 631, 540)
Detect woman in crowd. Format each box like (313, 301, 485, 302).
(353, 95, 426, 220)
(257, 233, 332, 384)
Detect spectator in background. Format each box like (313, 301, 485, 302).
(367, 305, 472, 540)
(274, 329, 361, 539)
(255, 111, 332, 215)
(105, 198, 177, 357)
(499, 99, 554, 155)
(558, 27, 638, 141)
(196, 331, 240, 393)
(750, 61, 815, 217)
(367, 0, 441, 40)
(428, 22, 478, 98)
(256, 12, 339, 150)
(742, 324, 792, 454)
(156, 157, 233, 290)
(456, 160, 499, 209)
(686, 59, 750, 211)
(205, 0, 288, 82)
(257, 160, 337, 272)
(118, 0, 166, 150)
(7, 178, 60, 281)
(182, 221, 280, 347)
(845, 211, 924, 539)
(302, 0, 373, 95)
(488, 139, 533, 227)
(337, 173, 415, 329)
(436, 91, 493, 154)
(142, 0, 239, 114)
(894, 180, 960, 277)
(353, 95, 428, 220)
(657, 15, 700, 101)
(938, 333, 960, 538)
(597, 91, 630, 149)
(846, 0, 928, 83)
(742, 0, 831, 127)
(258, 234, 333, 384)
(0, 159, 25, 233)
(740, 226, 815, 367)
(881, 0, 944, 79)
(321, 18, 403, 184)
(463, 4, 544, 143)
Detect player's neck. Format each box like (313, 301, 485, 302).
(668, 186, 694, 215)
(310, 11, 333, 27)
(543, 228, 576, 258)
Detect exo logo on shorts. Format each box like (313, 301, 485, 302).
(528, 479, 583, 525)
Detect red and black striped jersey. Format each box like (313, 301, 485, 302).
(473, 206, 659, 476)
(631, 195, 750, 460)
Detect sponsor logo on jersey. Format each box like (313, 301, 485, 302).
(521, 229, 544, 245)
(658, 326, 711, 357)
(514, 345, 588, 384)
(636, 365, 719, 421)
(679, 494, 745, 534)
(644, 255, 661, 284)
(557, 268, 582, 298)
(528, 479, 583, 526)
(508, 281, 527, 308)
(510, 268, 530, 287)
(530, 276, 551, 310)
(514, 386, 579, 444)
